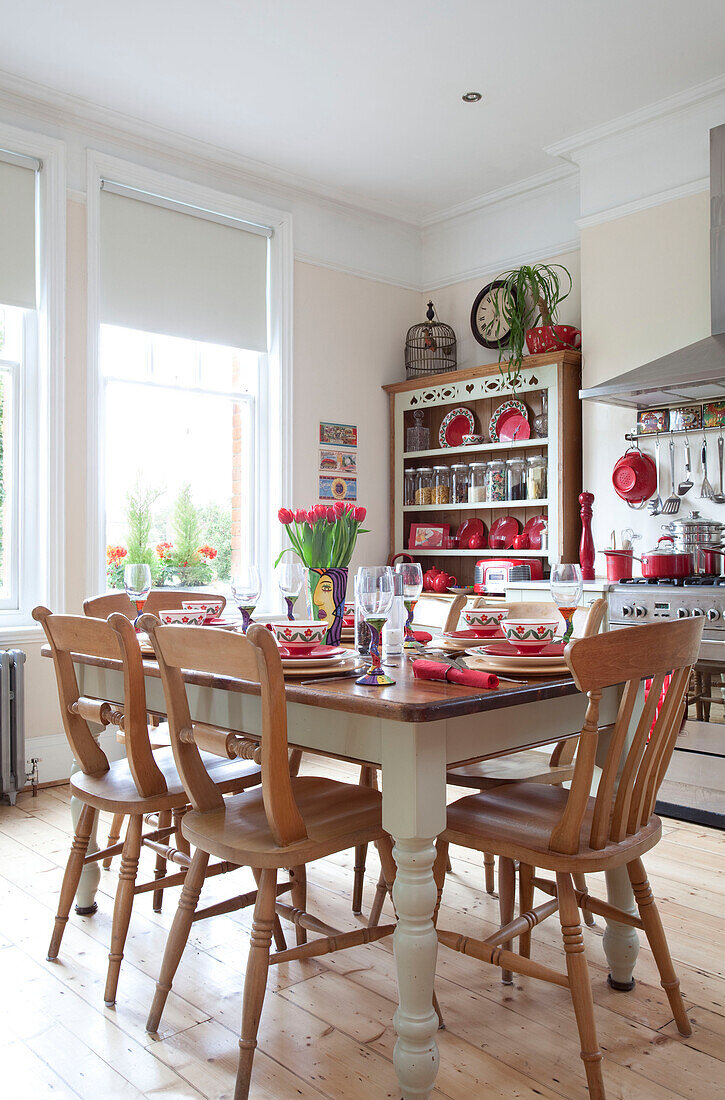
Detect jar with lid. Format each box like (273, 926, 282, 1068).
(415, 467, 433, 506)
(526, 455, 547, 500)
(406, 409, 429, 452)
(404, 468, 417, 506)
(451, 463, 469, 504)
(468, 462, 487, 503)
(433, 465, 452, 505)
(506, 457, 527, 500)
(486, 459, 506, 502)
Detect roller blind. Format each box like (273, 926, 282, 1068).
(100, 186, 269, 351)
(0, 157, 37, 310)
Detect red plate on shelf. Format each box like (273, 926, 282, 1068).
(488, 400, 529, 443)
(456, 517, 486, 545)
(278, 644, 346, 660)
(479, 641, 566, 658)
(488, 515, 521, 550)
(522, 514, 547, 550)
(438, 406, 476, 448)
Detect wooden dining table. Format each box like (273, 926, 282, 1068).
(55, 646, 644, 1100)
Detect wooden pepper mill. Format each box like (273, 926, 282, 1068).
(579, 491, 595, 581)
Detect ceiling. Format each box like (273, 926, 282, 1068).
(2, 0, 725, 219)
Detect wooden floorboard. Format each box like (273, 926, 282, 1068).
(0, 761, 723, 1099)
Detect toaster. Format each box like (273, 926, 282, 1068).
(474, 557, 544, 594)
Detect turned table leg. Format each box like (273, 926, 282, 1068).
(382, 719, 447, 1100)
(70, 757, 100, 914)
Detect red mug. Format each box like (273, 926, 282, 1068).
(525, 325, 581, 355)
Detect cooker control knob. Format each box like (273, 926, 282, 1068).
(676, 607, 689, 618)
(634, 605, 647, 618)
(707, 608, 720, 621)
(692, 607, 705, 617)
(621, 605, 634, 617)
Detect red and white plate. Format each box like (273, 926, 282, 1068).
(488, 515, 521, 550)
(438, 406, 476, 448)
(522, 514, 547, 549)
(443, 627, 503, 642)
(488, 400, 530, 443)
(278, 644, 346, 661)
(476, 641, 566, 659)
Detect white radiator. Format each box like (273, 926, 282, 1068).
(0, 650, 26, 805)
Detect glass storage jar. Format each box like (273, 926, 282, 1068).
(404, 468, 417, 506)
(406, 409, 430, 452)
(486, 459, 506, 502)
(433, 465, 452, 505)
(451, 463, 469, 503)
(506, 457, 527, 500)
(468, 462, 487, 503)
(415, 467, 434, 506)
(526, 455, 547, 499)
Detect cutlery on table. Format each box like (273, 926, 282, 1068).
(661, 436, 680, 514)
(304, 669, 364, 684)
(700, 435, 715, 500)
(677, 436, 694, 496)
(649, 436, 662, 514)
(715, 434, 725, 504)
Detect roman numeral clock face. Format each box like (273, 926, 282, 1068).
(470, 280, 515, 349)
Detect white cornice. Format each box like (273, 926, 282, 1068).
(576, 177, 709, 230)
(545, 72, 725, 160)
(421, 164, 579, 228)
(294, 252, 421, 292)
(424, 238, 581, 292)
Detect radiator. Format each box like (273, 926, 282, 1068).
(0, 650, 26, 805)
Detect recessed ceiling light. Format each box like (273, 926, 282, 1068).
(462, 92, 482, 103)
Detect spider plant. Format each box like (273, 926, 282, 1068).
(493, 263, 572, 388)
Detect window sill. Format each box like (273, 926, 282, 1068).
(0, 623, 44, 646)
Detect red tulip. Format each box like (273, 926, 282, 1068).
(326, 506, 336, 522)
(278, 507, 294, 524)
(293, 508, 307, 523)
(353, 506, 367, 522)
(313, 504, 327, 521)
(333, 501, 345, 516)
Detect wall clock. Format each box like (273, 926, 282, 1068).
(470, 280, 517, 349)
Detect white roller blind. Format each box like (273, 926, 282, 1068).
(0, 158, 36, 310)
(100, 188, 269, 351)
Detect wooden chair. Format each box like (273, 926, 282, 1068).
(34, 605, 262, 1006)
(83, 589, 226, 619)
(140, 615, 396, 1099)
(433, 616, 702, 1099)
(368, 599, 608, 926)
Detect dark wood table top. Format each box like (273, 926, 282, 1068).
(46, 644, 579, 724)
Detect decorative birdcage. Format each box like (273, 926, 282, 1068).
(405, 301, 457, 379)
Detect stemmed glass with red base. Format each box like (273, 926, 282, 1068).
(355, 566, 395, 686)
(395, 562, 423, 650)
(550, 563, 583, 644)
(124, 564, 152, 631)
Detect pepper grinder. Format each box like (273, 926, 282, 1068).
(579, 491, 595, 581)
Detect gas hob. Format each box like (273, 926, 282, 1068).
(609, 580, 725, 659)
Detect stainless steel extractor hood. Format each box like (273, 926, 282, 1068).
(580, 122, 725, 409)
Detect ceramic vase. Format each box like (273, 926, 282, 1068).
(306, 566, 348, 646)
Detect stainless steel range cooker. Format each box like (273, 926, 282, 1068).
(609, 577, 725, 828)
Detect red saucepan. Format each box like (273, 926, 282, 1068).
(639, 536, 694, 579)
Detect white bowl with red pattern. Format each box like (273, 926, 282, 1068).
(502, 618, 560, 655)
(158, 608, 207, 626)
(181, 598, 225, 623)
(462, 607, 509, 637)
(272, 620, 328, 655)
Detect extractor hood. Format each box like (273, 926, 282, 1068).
(580, 123, 725, 409)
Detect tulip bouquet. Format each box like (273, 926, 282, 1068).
(276, 502, 368, 568)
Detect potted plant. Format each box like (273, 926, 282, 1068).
(490, 263, 579, 387)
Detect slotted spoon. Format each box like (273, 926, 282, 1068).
(661, 436, 680, 514)
(700, 436, 715, 500)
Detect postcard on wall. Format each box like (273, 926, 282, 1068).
(637, 408, 669, 434)
(319, 448, 357, 475)
(319, 421, 358, 449)
(669, 405, 702, 432)
(703, 400, 725, 428)
(319, 475, 357, 501)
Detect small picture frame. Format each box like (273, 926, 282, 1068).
(408, 523, 450, 550)
(319, 475, 357, 501)
(703, 400, 725, 429)
(319, 448, 357, 474)
(637, 408, 669, 434)
(319, 421, 358, 448)
(669, 405, 702, 432)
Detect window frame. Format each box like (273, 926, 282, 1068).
(0, 123, 65, 634)
(87, 152, 293, 607)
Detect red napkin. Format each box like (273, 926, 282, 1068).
(413, 630, 433, 643)
(412, 659, 499, 690)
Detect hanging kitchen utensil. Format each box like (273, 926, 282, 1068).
(649, 434, 662, 515)
(715, 433, 725, 504)
(661, 436, 680, 514)
(677, 434, 694, 496)
(700, 434, 715, 500)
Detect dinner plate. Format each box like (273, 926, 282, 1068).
(488, 399, 529, 443)
(465, 651, 570, 677)
(443, 627, 503, 642)
(488, 515, 521, 550)
(456, 517, 485, 545)
(283, 655, 362, 678)
(278, 644, 346, 661)
(478, 641, 566, 659)
(430, 634, 475, 652)
(438, 406, 475, 448)
(522, 514, 547, 550)
(497, 410, 530, 442)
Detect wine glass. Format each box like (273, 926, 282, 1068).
(395, 562, 423, 650)
(124, 563, 152, 630)
(231, 565, 262, 633)
(549, 563, 583, 644)
(355, 566, 395, 686)
(278, 562, 305, 621)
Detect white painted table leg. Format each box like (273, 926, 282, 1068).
(603, 866, 640, 989)
(382, 719, 447, 1100)
(70, 756, 101, 913)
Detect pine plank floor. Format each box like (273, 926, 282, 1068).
(0, 756, 723, 1099)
